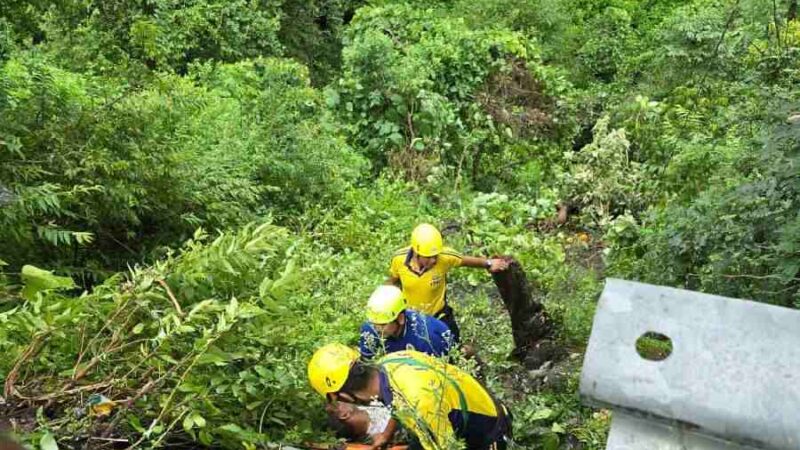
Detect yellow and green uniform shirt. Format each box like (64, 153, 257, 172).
(389, 246, 463, 315)
(377, 350, 503, 450)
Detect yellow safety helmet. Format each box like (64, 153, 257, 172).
(307, 343, 359, 396)
(366, 285, 407, 324)
(410, 223, 443, 257)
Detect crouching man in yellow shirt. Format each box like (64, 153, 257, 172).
(309, 343, 513, 450)
(387, 223, 509, 342)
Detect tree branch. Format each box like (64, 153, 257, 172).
(158, 279, 184, 316)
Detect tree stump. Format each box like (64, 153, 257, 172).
(491, 257, 563, 369)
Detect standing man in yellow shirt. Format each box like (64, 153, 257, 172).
(387, 223, 509, 342)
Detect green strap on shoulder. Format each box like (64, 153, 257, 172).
(378, 356, 470, 433)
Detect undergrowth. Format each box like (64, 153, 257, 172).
(0, 180, 607, 449)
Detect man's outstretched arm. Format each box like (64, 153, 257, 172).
(460, 255, 509, 272)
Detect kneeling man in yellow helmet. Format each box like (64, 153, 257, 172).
(387, 223, 509, 342)
(309, 344, 513, 450)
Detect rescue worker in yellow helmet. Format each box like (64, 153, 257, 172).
(309, 343, 400, 449)
(387, 223, 509, 342)
(359, 285, 454, 359)
(308, 344, 513, 450)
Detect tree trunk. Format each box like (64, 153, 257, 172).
(491, 257, 564, 369)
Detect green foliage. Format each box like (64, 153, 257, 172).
(543, 264, 602, 346)
(278, 0, 366, 84)
(597, 3, 800, 308)
(558, 116, 649, 228)
(2, 0, 358, 83)
(743, 19, 800, 85)
(607, 145, 800, 307)
(575, 7, 634, 82)
(189, 58, 367, 214)
(650, 0, 745, 82)
(1, 173, 610, 448)
(0, 1, 48, 47)
(28, 0, 284, 76)
(0, 18, 14, 63)
(330, 3, 575, 184)
(452, 0, 573, 41)
(20, 265, 76, 301)
(2, 0, 800, 448)
(0, 223, 360, 447)
(635, 332, 673, 361)
(0, 54, 364, 272)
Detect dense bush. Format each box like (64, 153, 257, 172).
(607, 117, 800, 307)
(593, 1, 800, 308)
(0, 224, 360, 447)
(0, 0, 358, 83)
(0, 55, 364, 274)
(330, 3, 576, 186)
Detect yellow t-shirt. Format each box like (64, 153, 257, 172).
(379, 350, 499, 450)
(389, 246, 463, 315)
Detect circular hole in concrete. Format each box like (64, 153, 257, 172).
(636, 331, 673, 361)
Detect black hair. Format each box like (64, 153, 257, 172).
(339, 361, 376, 396)
(326, 412, 357, 439)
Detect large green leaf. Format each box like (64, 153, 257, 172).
(20, 265, 76, 301)
(40, 431, 59, 450)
